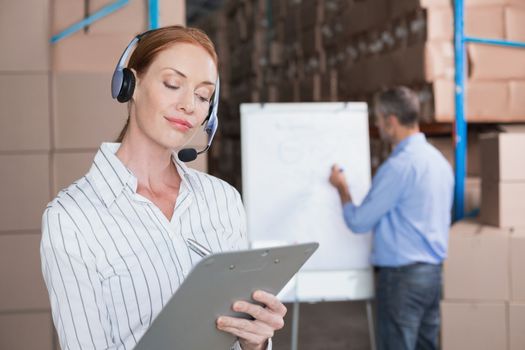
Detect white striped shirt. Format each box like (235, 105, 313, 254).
(41, 142, 266, 350)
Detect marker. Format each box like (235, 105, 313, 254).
(186, 238, 212, 257)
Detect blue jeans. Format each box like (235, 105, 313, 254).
(376, 263, 442, 350)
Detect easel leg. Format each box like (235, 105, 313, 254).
(366, 300, 376, 350)
(291, 300, 300, 350)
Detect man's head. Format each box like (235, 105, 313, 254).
(373, 86, 420, 144)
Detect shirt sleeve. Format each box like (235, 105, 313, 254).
(40, 204, 115, 350)
(342, 159, 409, 233)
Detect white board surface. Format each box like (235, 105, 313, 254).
(241, 102, 373, 275)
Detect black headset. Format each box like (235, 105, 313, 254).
(111, 29, 219, 162)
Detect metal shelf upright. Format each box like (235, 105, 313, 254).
(453, 0, 525, 221)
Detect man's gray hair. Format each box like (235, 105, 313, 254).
(374, 87, 420, 127)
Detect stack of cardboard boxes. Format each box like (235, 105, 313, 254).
(0, 1, 54, 349)
(233, 0, 525, 123)
(197, 0, 525, 191)
(0, 2, 185, 349)
(442, 127, 525, 349)
(480, 127, 525, 227)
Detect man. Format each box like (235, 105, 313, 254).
(329, 87, 454, 350)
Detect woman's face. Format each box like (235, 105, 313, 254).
(131, 43, 217, 150)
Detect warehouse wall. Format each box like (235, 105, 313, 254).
(0, 1, 186, 349)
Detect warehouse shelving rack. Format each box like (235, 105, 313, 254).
(453, 0, 525, 221)
(50, 0, 160, 44)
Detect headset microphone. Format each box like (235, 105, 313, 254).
(177, 77, 219, 162)
(177, 148, 198, 162)
(112, 30, 220, 163)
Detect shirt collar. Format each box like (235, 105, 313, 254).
(171, 152, 205, 200)
(87, 143, 204, 208)
(391, 132, 426, 156)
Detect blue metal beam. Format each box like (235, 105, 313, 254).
(465, 36, 525, 49)
(149, 0, 160, 29)
(453, 3, 525, 221)
(453, 0, 467, 221)
(50, 0, 129, 43)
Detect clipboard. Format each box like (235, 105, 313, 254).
(134, 242, 319, 349)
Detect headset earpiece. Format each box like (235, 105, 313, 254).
(117, 68, 136, 103)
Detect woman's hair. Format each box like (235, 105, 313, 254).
(116, 25, 219, 142)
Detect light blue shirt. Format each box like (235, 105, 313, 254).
(343, 133, 454, 267)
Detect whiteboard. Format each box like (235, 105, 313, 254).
(241, 103, 374, 301)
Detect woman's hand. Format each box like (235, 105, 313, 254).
(217, 290, 287, 350)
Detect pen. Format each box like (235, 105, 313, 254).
(186, 238, 212, 257)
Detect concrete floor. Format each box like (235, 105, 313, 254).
(273, 301, 372, 350)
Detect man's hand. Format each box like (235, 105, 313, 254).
(217, 290, 287, 350)
(329, 164, 352, 204)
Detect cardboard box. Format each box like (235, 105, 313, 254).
(432, 79, 455, 120)
(341, 41, 453, 96)
(53, 151, 96, 195)
(83, 0, 148, 35)
(0, 154, 50, 231)
(481, 181, 525, 227)
(480, 131, 525, 181)
(466, 0, 523, 4)
(420, 0, 453, 7)
(52, 34, 134, 72)
(466, 80, 510, 121)
(469, 44, 525, 80)
(50, 0, 83, 35)
(465, 6, 505, 39)
(432, 79, 512, 122)
(444, 220, 510, 301)
(509, 303, 525, 350)
(0, 74, 50, 152)
(427, 135, 481, 177)
(426, 7, 454, 41)
(511, 232, 525, 301)
(396, 41, 454, 83)
(52, 0, 185, 36)
(0, 312, 53, 350)
(53, 72, 128, 149)
(509, 81, 525, 118)
(0, 0, 50, 71)
(0, 233, 50, 311)
(506, 6, 525, 42)
(465, 177, 482, 214)
(426, 41, 455, 80)
(441, 301, 507, 350)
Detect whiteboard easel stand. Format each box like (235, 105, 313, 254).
(240, 103, 376, 350)
(286, 270, 376, 350)
(290, 299, 375, 350)
(291, 280, 300, 350)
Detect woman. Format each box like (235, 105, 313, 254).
(41, 25, 285, 350)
